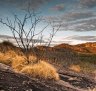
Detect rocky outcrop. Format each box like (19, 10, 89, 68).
(0, 68, 81, 91)
(0, 63, 96, 91)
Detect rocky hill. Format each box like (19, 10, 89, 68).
(54, 42, 96, 53)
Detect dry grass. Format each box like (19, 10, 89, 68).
(0, 50, 17, 65)
(20, 61, 59, 80)
(88, 87, 96, 91)
(28, 55, 38, 63)
(12, 55, 27, 71)
(0, 41, 23, 56)
(11, 54, 39, 71)
(91, 70, 96, 80)
(0, 52, 12, 65)
(69, 65, 81, 72)
(0, 41, 15, 53)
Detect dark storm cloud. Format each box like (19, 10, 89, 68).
(80, 0, 96, 8)
(0, 0, 51, 9)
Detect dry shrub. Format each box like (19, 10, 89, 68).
(20, 61, 59, 80)
(0, 41, 15, 53)
(69, 65, 81, 72)
(80, 62, 96, 74)
(12, 55, 27, 71)
(2, 41, 14, 46)
(0, 41, 23, 56)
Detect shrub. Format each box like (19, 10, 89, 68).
(20, 61, 59, 80)
(79, 62, 96, 74)
(2, 41, 15, 47)
(0, 41, 23, 56)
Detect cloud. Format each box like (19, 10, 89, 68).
(59, 18, 96, 31)
(52, 35, 96, 45)
(45, 11, 96, 31)
(0, 0, 51, 9)
(45, 11, 95, 22)
(65, 35, 96, 41)
(50, 4, 65, 11)
(61, 11, 95, 21)
(80, 0, 96, 8)
(65, 18, 96, 31)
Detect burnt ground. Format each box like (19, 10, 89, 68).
(0, 63, 96, 91)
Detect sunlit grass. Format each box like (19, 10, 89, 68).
(21, 61, 59, 80)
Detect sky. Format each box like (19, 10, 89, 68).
(0, 0, 96, 45)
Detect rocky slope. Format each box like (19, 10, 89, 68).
(0, 63, 96, 91)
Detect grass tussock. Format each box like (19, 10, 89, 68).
(0, 49, 20, 65)
(12, 55, 39, 71)
(69, 65, 81, 72)
(0, 52, 12, 65)
(12, 55, 27, 71)
(20, 61, 59, 80)
(28, 55, 38, 63)
(88, 87, 96, 91)
(0, 50, 17, 65)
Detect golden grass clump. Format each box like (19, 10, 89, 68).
(28, 55, 38, 63)
(5, 50, 17, 57)
(0, 52, 12, 65)
(20, 61, 59, 80)
(69, 65, 81, 72)
(0, 50, 18, 65)
(12, 55, 27, 71)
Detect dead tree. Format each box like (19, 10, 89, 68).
(0, 8, 62, 63)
